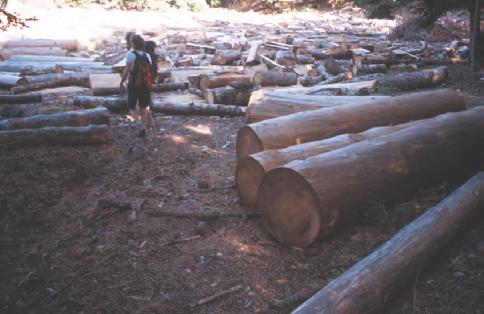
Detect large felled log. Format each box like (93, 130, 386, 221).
(73, 96, 126, 113)
(0, 63, 63, 75)
(151, 102, 245, 117)
(246, 90, 389, 123)
(199, 73, 252, 90)
(236, 89, 465, 159)
(203, 86, 251, 106)
(151, 82, 188, 93)
(4, 39, 78, 51)
(0, 107, 109, 130)
(90, 73, 121, 96)
(307, 80, 378, 96)
(353, 64, 388, 75)
(212, 50, 241, 65)
(6, 55, 92, 63)
(0, 93, 42, 104)
(293, 172, 484, 313)
(258, 108, 484, 248)
(0, 74, 28, 87)
(10, 73, 90, 94)
(0, 125, 112, 147)
(378, 66, 448, 90)
(236, 122, 414, 206)
(254, 71, 298, 87)
(0, 47, 67, 58)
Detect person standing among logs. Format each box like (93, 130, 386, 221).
(120, 34, 153, 138)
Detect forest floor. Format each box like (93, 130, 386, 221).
(1, 3, 484, 314)
(1, 64, 483, 314)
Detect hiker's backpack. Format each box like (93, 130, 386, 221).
(131, 51, 153, 91)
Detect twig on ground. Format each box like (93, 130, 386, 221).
(190, 284, 243, 308)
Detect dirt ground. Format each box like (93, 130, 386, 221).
(0, 63, 483, 314)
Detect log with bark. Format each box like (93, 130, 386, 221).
(353, 64, 388, 75)
(293, 172, 484, 313)
(257, 108, 484, 248)
(6, 55, 92, 63)
(254, 71, 298, 87)
(10, 73, 91, 94)
(90, 73, 121, 96)
(151, 102, 245, 117)
(151, 82, 188, 92)
(246, 41, 262, 66)
(3, 39, 79, 51)
(0, 63, 64, 75)
(236, 89, 465, 159)
(378, 66, 448, 91)
(0, 93, 42, 104)
(307, 80, 378, 96)
(199, 73, 252, 90)
(0, 107, 110, 130)
(0, 74, 28, 87)
(73, 96, 126, 113)
(212, 50, 241, 65)
(203, 86, 252, 106)
(0, 125, 112, 148)
(0, 47, 67, 58)
(246, 89, 390, 123)
(237, 121, 415, 206)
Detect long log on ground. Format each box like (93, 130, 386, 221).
(353, 64, 388, 75)
(0, 74, 28, 87)
(6, 55, 92, 63)
(0, 63, 63, 75)
(293, 172, 484, 313)
(236, 121, 416, 206)
(90, 73, 121, 96)
(199, 73, 252, 90)
(4, 39, 79, 51)
(0, 93, 42, 104)
(0, 107, 110, 130)
(151, 102, 245, 117)
(0, 47, 67, 58)
(212, 50, 241, 65)
(10, 73, 90, 94)
(246, 90, 389, 123)
(378, 66, 448, 90)
(0, 125, 112, 147)
(257, 108, 484, 248)
(307, 80, 378, 96)
(236, 89, 465, 159)
(254, 71, 298, 87)
(203, 86, 251, 106)
(73, 96, 126, 113)
(151, 82, 188, 92)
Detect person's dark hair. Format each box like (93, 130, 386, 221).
(131, 34, 144, 50)
(144, 41, 156, 55)
(125, 32, 135, 49)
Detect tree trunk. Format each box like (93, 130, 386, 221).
(0, 125, 112, 147)
(378, 66, 448, 91)
(258, 108, 484, 248)
(0, 63, 64, 75)
(0, 47, 67, 58)
(307, 80, 377, 96)
(353, 64, 388, 75)
(199, 73, 252, 90)
(90, 73, 121, 96)
(0, 107, 110, 130)
(246, 90, 389, 123)
(293, 172, 484, 313)
(3, 39, 79, 51)
(0, 74, 28, 87)
(10, 73, 90, 94)
(6, 55, 92, 63)
(254, 71, 298, 87)
(236, 121, 415, 206)
(0, 93, 42, 104)
(212, 50, 241, 65)
(236, 89, 465, 159)
(151, 101, 245, 117)
(73, 96, 126, 113)
(203, 86, 251, 106)
(151, 82, 188, 92)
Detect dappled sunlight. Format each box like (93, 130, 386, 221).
(183, 124, 212, 136)
(223, 233, 272, 258)
(165, 134, 190, 145)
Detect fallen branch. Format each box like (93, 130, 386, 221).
(190, 285, 243, 308)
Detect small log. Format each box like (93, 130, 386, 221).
(199, 73, 252, 90)
(11, 73, 90, 94)
(307, 80, 377, 96)
(254, 71, 298, 87)
(246, 41, 262, 66)
(203, 86, 251, 106)
(90, 73, 121, 96)
(0, 107, 110, 130)
(353, 64, 388, 75)
(258, 108, 484, 247)
(389, 64, 418, 71)
(0, 93, 42, 104)
(378, 66, 448, 91)
(0, 74, 28, 87)
(275, 51, 297, 67)
(186, 43, 216, 53)
(0, 125, 112, 148)
(299, 75, 325, 87)
(0, 63, 64, 75)
(236, 89, 465, 159)
(4, 39, 78, 51)
(151, 101, 245, 117)
(320, 72, 352, 85)
(212, 50, 241, 65)
(257, 54, 286, 70)
(246, 89, 389, 123)
(293, 172, 484, 313)
(151, 82, 188, 93)
(236, 122, 414, 206)
(296, 55, 315, 64)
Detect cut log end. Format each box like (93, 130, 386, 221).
(258, 167, 321, 248)
(236, 126, 263, 159)
(236, 156, 266, 206)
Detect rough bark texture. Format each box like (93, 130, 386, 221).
(199, 73, 252, 90)
(0, 107, 110, 130)
(257, 108, 484, 248)
(10, 73, 90, 94)
(378, 66, 448, 90)
(307, 80, 377, 96)
(254, 71, 298, 86)
(203, 86, 251, 106)
(151, 102, 245, 116)
(236, 121, 414, 206)
(151, 82, 188, 92)
(236, 89, 465, 159)
(0, 93, 42, 104)
(0, 125, 112, 148)
(246, 90, 389, 123)
(293, 172, 484, 313)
